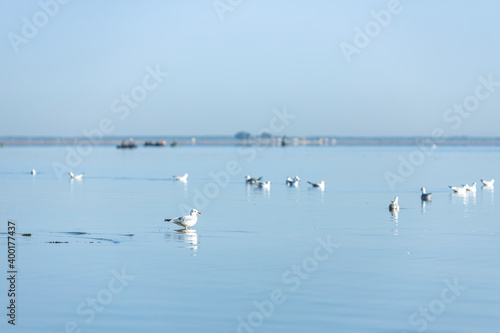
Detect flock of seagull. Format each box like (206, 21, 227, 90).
(32, 169, 85, 181)
(162, 174, 326, 229)
(167, 175, 494, 228)
(389, 179, 495, 213)
(245, 175, 326, 190)
(29, 168, 494, 229)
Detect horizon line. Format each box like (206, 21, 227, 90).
(2, 135, 500, 139)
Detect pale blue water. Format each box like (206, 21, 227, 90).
(0, 145, 499, 332)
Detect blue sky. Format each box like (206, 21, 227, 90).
(1, 0, 500, 137)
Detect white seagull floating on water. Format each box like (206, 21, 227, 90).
(69, 172, 84, 180)
(286, 176, 300, 187)
(449, 185, 467, 195)
(31, 169, 36, 175)
(481, 179, 495, 187)
(389, 196, 399, 211)
(245, 175, 262, 185)
(420, 187, 432, 201)
(307, 180, 325, 190)
(462, 182, 477, 193)
(164, 209, 201, 229)
(173, 173, 188, 182)
(257, 180, 271, 190)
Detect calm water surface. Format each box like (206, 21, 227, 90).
(0, 145, 499, 332)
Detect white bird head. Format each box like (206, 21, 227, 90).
(190, 209, 201, 215)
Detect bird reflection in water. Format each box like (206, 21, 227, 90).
(164, 229, 199, 255)
(390, 211, 399, 235)
(450, 191, 476, 205)
(388, 196, 399, 234)
(390, 210, 398, 222)
(246, 182, 271, 200)
(482, 184, 494, 205)
(450, 191, 476, 218)
(256, 184, 271, 199)
(421, 199, 430, 213)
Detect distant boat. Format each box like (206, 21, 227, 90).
(144, 140, 167, 147)
(117, 139, 137, 149)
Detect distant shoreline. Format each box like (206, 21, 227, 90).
(1, 136, 500, 147)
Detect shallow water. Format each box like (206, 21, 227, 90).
(0, 145, 499, 332)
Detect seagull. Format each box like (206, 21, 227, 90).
(462, 182, 477, 193)
(481, 179, 495, 187)
(31, 169, 36, 175)
(245, 175, 262, 185)
(173, 173, 188, 182)
(449, 185, 467, 195)
(286, 176, 300, 187)
(389, 196, 399, 212)
(69, 172, 84, 180)
(257, 180, 271, 190)
(420, 187, 432, 201)
(307, 180, 325, 190)
(164, 209, 201, 229)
